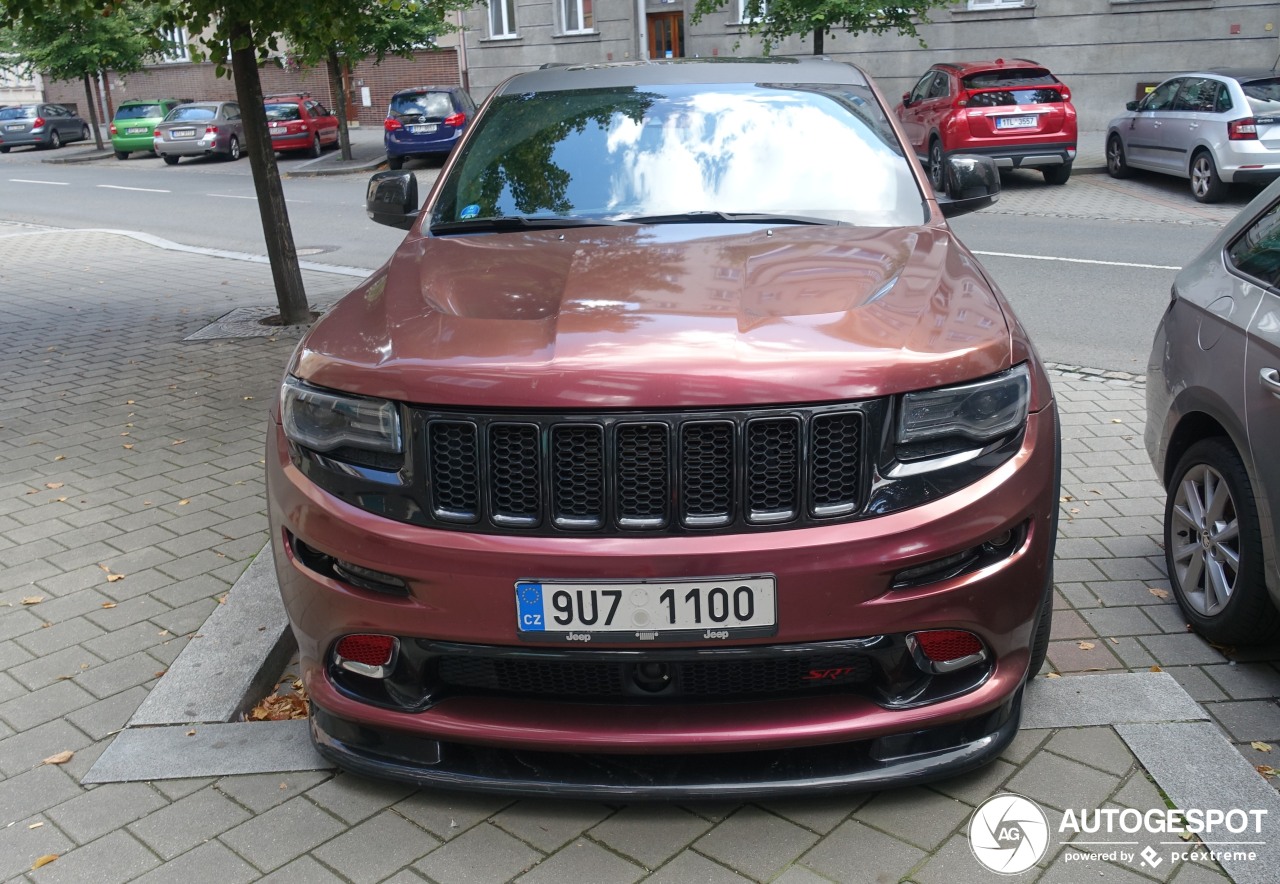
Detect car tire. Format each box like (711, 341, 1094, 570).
(162, 155, 179, 166)
(308, 134, 321, 159)
(387, 155, 404, 171)
(1164, 438, 1280, 645)
(0, 146, 8, 154)
(47, 130, 61, 150)
(1190, 151, 1227, 203)
(227, 136, 241, 161)
(1106, 135, 1130, 179)
(1041, 162, 1072, 186)
(80, 124, 90, 142)
(114, 150, 129, 161)
(927, 138, 947, 196)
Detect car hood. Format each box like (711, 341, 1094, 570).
(294, 223, 1015, 409)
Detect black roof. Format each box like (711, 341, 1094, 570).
(493, 57, 871, 96)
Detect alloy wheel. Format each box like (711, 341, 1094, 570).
(1169, 462, 1239, 617)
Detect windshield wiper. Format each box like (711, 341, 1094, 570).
(620, 211, 835, 226)
(430, 216, 628, 235)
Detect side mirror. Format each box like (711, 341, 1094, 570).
(936, 155, 1000, 218)
(901, 92, 913, 107)
(1126, 100, 1139, 112)
(366, 171, 419, 230)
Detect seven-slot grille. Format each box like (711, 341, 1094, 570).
(418, 407, 864, 533)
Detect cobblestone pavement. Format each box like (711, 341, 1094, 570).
(0, 164, 1278, 884)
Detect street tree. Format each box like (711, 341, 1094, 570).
(284, 0, 466, 161)
(0, 1, 159, 149)
(690, 0, 954, 55)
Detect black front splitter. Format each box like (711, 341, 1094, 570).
(309, 691, 1022, 801)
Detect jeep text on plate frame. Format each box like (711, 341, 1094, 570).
(515, 576, 777, 643)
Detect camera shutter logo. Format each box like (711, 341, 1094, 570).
(969, 793, 1051, 874)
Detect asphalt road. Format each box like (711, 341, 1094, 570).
(0, 149, 1257, 374)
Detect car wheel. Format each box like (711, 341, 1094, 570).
(927, 139, 947, 196)
(0, 146, 8, 154)
(1041, 162, 1072, 186)
(1106, 135, 1130, 179)
(1190, 151, 1227, 203)
(162, 155, 179, 166)
(80, 124, 90, 142)
(1164, 438, 1280, 644)
(308, 134, 321, 159)
(387, 155, 404, 171)
(227, 136, 241, 161)
(48, 130, 61, 150)
(114, 150, 129, 161)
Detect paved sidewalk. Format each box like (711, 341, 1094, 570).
(0, 165, 1278, 884)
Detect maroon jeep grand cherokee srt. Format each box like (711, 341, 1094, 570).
(267, 58, 1059, 798)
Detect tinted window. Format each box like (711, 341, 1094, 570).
(1242, 77, 1280, 116)
(1229, 201, 1280, 288)
(431, 83, 921, 228)
(962, 69, 1056, 88)
(391, 92, 455, 119)
(115, 104, 164, 120)
(167, 106, 217, 121)
(1141, 79, 1181, 112)
(1172, 78, 1220, 113)
(0, 107, 35, 120)
(265, 103, 302, 121)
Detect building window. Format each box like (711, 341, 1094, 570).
(737, 0, 766, 23)
(489, 0, 517, 38)
(156, 26, 190, 62)
(561, 0, 593, 33)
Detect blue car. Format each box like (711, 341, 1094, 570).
(383, 85, 475, 170)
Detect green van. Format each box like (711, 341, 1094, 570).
(110, 99, 181, 158)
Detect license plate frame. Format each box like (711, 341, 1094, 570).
(4, 124, 24, 131)
(269, 126, 286, 136)
(170, 127, 196, 139)
(125, 126, 148, 135)
(996, 115, 1038, 130)
(409, 123, 438, 134)
(516, 576, 777, 643)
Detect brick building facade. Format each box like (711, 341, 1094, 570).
(42, 50, 459, 129)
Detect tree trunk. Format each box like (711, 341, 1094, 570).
(327, 49, 352, 162)
(812, 29, 824, 55)
(101, 73, 115, 127)
(229, 20, 311, 325)
(82, 73, 104, 149)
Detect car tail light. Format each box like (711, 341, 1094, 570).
(204, 126, 218, 136)
(1229, 117, 1259, 140)
(109, 123, 118, 135)
(907, 629, 987, 674)
(153, 129, 161, 138)
(955, 90, 973, 109)
(32, 116, 45, 128)
(384, 117, 403, 131)
(334, 634, 398, 678)
(1059, 86, 1071, 102)
(444, 112, 466, 128)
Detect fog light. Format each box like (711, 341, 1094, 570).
(334, 634, 398, 678)
(907, 629, 986, 674)
(332, 559, 409, 596)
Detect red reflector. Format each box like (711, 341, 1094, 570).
(1229, 117, 1258, 140)
(444, 112, 466, 128)
(384, 117, 402, 131)
(913, 630, 983, 662)
(335, 634, 395, 667)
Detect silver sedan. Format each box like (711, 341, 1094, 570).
(153, 101, 245, 165)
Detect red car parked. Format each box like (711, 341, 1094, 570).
(264, 93, 339, 157)
(268, 58, 1059, 798)
(895, 58, 1077, 190)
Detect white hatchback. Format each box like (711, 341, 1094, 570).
(1105, 69, 1280, 202)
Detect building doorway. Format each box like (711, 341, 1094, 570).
(647, 12, 685, 59)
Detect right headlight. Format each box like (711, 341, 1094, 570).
(896, 364, 1030, 460)
(280, 376, 402, 454)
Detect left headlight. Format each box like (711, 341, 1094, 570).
(280, 376, 403, 454)
(897, 364, 1030, 456)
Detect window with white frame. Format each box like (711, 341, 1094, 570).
(737, 0, 766, 23)
(489, 0, 517, 38)
(156, 26, 190, 62)
(561, 0, 593, 33)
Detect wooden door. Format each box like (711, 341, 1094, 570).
(648, 12, 684, 59)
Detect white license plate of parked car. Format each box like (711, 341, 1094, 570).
(996, 115, 1037, 130)
(126, 127, 148, 135)
(4, 124, 23, 131)
(171, 128, 196, 138)
(516, 577, 777, 642)
(409, 124, 438, 134)
(269, 126, 286, 136)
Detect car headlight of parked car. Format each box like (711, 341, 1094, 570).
(897, 364, 1029, 460)
(280, 376, 402, 455)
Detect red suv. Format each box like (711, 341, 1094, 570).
(264, 93, 339, 157)
(895, 59, 1077, 190)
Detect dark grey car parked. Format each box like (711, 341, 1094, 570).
(1146, 175, 1280, 644)
(0, 103, 91, 152)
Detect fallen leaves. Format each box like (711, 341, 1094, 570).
(1148, 587, 1170, 600)
(44, 482, 63, 490)
(31, 855, 57, 870)
(1044, 672, 1062, 679)
(21, 596, 43, 606)
(1251, 741, 1273, 753)
(41, 750, 73, 766)
(1259, 765, 1278, 779)
(1150, 665, 1163, 672)
(1077, 641, 1096, 651)
(98, 564, 124, 583)
(250, 678, 309, 722)
(100, 602, 116, 609)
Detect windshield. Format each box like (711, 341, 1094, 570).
(430, 82, 923, 229)
(167, 106, 216, 121)
(1242, 77, 1280, 116)
(115, 104, 163, 120)
(0, 107, 35, 120)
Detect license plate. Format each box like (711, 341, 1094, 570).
(996, 115, 1037, 130)
(125, 127, 147, 135)
(269, 126, 286, 136)
(409, 124, 438, 134)
(516, 576, 777, 643)
(4, 124, 23, 131)
(171, 128, 196, 138)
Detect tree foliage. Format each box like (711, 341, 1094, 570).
(690, 0, 955, 55)
(0, 1, 157, 82)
